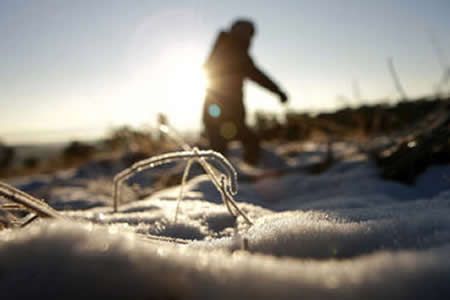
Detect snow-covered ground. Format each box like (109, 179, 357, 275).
(1, 142, 450, 299)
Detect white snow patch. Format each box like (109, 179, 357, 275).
(1, 221, 449, 299)
(2, 142, 450, 299)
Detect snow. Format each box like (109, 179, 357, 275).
(1, 141, 450, 299)
(1, 221, 449, 299)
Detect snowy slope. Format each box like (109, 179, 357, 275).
(1, 142, 450, 299)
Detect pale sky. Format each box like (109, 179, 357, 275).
(1, 0, 449, 144)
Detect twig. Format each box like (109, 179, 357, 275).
(112, 125, 253, 225)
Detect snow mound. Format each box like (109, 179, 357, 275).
(1, 221, 449, 300)
(2, 142, 450, 299)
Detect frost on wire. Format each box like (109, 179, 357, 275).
(112, 125, 253, 225)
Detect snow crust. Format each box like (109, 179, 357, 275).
(1, 142, 450, 299)
(1, 221, 449, 300)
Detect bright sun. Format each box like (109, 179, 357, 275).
(120, 45, 208, 128)
(159, 46, 208, 122)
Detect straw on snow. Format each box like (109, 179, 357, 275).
(112, 125, 253, 225)
(0, 181, 64, 227)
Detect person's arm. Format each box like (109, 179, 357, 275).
(246, 57, 288, 103)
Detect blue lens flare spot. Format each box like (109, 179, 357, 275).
(208, 104, 221, 118)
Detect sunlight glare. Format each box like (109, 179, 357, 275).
(161, 46, 208, 119)
(121, 43, 208, 128)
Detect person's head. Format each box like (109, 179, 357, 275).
(230, 19, 255, 43)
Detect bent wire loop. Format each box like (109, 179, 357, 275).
(112, 125, 253, 225)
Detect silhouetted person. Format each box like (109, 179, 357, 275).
(203, 19, 288, 165)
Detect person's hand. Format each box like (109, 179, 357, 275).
(278, 91, 288, 104)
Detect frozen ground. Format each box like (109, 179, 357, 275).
(1, 141, 450, 299)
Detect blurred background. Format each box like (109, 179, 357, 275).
(1, 0, 449, 178)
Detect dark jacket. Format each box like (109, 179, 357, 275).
(203, 31, 281, 123)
